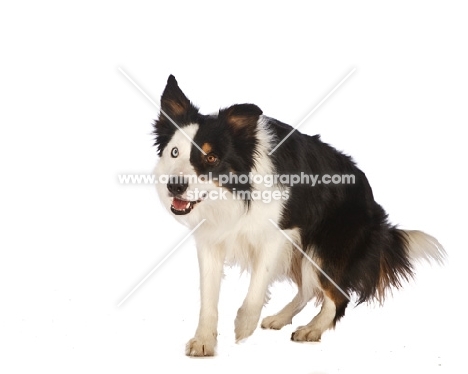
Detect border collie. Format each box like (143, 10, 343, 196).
(153, 75, 445, 356)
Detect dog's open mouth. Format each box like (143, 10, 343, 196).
(170, 197, 200, 215)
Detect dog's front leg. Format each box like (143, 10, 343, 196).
(186, 244, 224, 357)
(234, 241, 281, 342)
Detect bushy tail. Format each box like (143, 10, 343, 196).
(373, 229, 446, 304)
(402, 230, 447, 266)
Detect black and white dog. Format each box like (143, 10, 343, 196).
(153, 75, 445, 356)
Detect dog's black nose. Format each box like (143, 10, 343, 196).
(167, 176, 189, 195)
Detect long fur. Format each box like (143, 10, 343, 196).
(153, 75, 446, 356)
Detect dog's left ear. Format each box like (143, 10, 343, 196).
(219, 104, 263, 132)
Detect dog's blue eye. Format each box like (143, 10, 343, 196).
(171, 147, 179, 158)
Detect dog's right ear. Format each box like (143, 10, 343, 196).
(159, 75, 198, 123)
(154, 75, 199, 155)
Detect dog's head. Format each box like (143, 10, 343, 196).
(153, 75, 264, 225)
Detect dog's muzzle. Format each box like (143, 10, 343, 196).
(167, 177, 199, 215)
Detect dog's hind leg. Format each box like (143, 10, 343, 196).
(291, 285, 349, 342)
(261, 257, 318, 330)
(261, 291, 308, 330)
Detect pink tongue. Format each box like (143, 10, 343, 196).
(173, 198, 189, 210)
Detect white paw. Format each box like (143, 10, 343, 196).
(291, 325, 322, 342)
(235, 308, 260, 342)
(185, 335, 216, 357)
(261, 314, 292, 330)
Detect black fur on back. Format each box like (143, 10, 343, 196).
(269, 118, 414, 311)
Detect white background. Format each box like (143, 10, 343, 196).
(1, 1, 467, 373)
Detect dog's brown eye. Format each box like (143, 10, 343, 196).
(205, 154, 218, 165)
